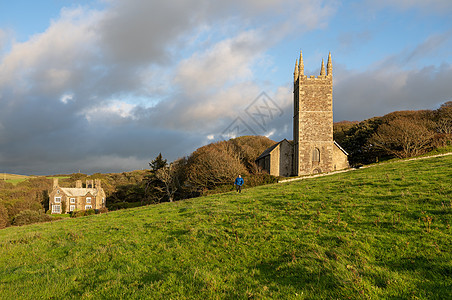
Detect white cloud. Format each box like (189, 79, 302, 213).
(0, 0, 381, 174)
(60, 93, 74, 104)
(81, 100, 137, 122)
(175, 30, 263, 93)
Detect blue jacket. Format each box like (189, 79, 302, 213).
(234, 177, 244, 186)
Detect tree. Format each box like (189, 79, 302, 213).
(149, 153, 167, 171)
(435, 101, 452, 134)
(339, 117, 384, 165)
(41, 190, 49, 212)
(144, 153, 169, 204)
(370, 116, 435, 158)
(154, 159, 185, 202)
(185, 140, 248, 193)
(0, 203, 8, 229)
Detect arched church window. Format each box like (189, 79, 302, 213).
(312, 148, 320, 162)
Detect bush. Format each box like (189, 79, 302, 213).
(70, 208, 103, 218)
(12, 210, 52, 226)
(0, 204, 8, 229)
(70, 210, 86, 218)
(96, 207, 108, 214)
(85, 209, 95, 216)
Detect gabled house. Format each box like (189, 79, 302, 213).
(49, 178, 106, 214)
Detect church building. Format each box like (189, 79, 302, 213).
(256, 51, 349, 176)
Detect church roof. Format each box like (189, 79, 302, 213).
(334, 141, 349, 156)
(256, 139, 292, 161)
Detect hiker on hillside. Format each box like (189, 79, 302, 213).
(234, 175, 244, 193)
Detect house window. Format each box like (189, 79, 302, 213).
(86, 197, 91, 204)
(102, 197, 105, 204)
(70, 198, 76, 204)
(85, 205, 92, 210)
(312, 148, 320, 162)
(57, 190, 60, 194)
(52, 205, 61, 213)
(54, 197, 61, 203)
(69, 205, 75, 212)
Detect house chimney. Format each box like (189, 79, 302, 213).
(53, 178, 59, 188)
(95, 179, 101, 189)
(76, 180, 82, 188)
(86, 179, 94, 188)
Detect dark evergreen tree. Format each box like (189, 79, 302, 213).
(144, 153, 168, 204)
(149, 153, 167, 171)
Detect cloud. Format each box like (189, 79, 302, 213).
(368, 0, 452, 14)
(0, 0, 366, 175)
(334, 62, 452, 122)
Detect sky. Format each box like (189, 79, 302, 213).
(0, 0, 451, 175)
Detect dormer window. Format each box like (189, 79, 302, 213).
(86, 197, 91, 204)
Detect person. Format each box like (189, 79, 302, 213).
(234, 175, 244, 193)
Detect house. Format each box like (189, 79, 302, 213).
(256, 51, 349, 176)
(49, 178, 106, 214)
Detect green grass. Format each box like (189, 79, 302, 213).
(1, 156, 451, 299)
(1, 173, 33, 185)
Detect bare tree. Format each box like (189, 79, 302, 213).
(370, 116, 435, 158)
(155, 159, 184, 202)
(436, 101, 452, 134)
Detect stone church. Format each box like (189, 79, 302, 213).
(256, 51, 349, 177)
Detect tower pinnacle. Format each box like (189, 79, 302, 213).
(327, 52, 332, 76)
(320, 59, 325, 76)
(298, 51, 304, 76)
(294, 59, 299, 81)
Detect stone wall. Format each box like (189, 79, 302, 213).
(295, 74, 334, 175)
(278, 140, 293, 177)
(332, 143, 349, 171)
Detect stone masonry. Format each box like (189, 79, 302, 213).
(256, 51, 348, 176)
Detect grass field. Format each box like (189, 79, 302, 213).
(0, 173, 33, 185)
(0, 156, 451, 299)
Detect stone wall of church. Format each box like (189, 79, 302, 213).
(278, 140, 293, 177)
(295, 74, 334, 175)
(333, 144, 349, 171)
(298, 141, 334, 175)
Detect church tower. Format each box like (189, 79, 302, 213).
(293, 51, 335, 175)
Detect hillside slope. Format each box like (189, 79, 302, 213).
(0, 156, 451, 299)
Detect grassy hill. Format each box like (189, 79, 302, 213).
(0, 156, 451, 299)
(0, 173, 33, 185)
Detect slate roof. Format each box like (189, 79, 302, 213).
(334, 141, 349, 156)
(60, 188, 99, 197)
(256, 139, 292, 161)
(256, 143, 279, 161)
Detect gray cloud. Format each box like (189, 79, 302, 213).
(367, 0, 452, 14)
(2, 0, 448, 176)
(0, 0, 339, 175)
(334, 63, 452, 122)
